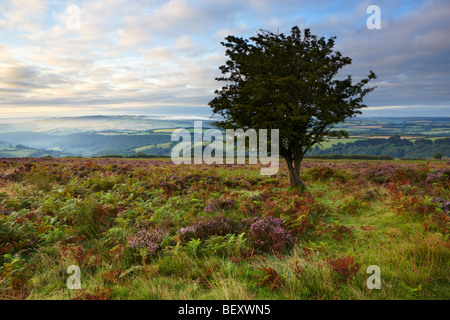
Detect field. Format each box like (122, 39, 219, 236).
(0, 157, 449, 300)
(334, 117, 450, 137)
(0, 147, 66, 158)
(0, 116, 449, 158)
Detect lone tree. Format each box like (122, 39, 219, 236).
(433, 152, 443, 160)
(209, 26, 377, 189)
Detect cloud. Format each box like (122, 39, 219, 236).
(0, 0, 46, 33)
(307, 0, 450, 109)
(0, 0, 448, 118)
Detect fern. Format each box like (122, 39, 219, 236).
(185, 238, 202, 256)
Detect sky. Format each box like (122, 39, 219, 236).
(0, 0, 449, 119)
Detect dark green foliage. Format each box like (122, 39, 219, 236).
(305, 154, 393, 160)
(309, 136, 450, 158)
(209, 26, 376, 188)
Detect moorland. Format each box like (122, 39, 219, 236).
(0, 156, 448, 300)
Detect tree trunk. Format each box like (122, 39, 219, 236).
(285, 156, 306, 190)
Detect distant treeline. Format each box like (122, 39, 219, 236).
(97, 153, 394, 161)
(308, 136, 450, 158)
(305, 154, 393, 160)
(94, 153, 171, 159)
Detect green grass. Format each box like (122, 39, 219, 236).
(135, 143, 173, 153)
(0, 147, 36, 157)
(0, 157, 448, 300)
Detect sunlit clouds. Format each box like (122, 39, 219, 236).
(0, 0, 449, 118)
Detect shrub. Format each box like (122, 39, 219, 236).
(31, 170, 52, 192)
(247, 217, 293, 254)
(425, 211, 449, 236)
(326, 256, 360, 283)
(394, 195, 437, 216)
(431, 197, 450, 214)
(127, 227, 166, 256)
(179, 216, 234, 243)
(0, 210, 40, 254)
(424, 197, 450, 235)
(312, 222, 353, 241)
(72, 287, 114, 300)
(337, 197, 367, 215)
(253, 267, 284, 291)
(204, 200, 220, 213)
(426, 172, 443, 184)
(305, 166, 349, 183)
(71, 199, 115, 239)
(202, 233, 248, 257)
(204, 198, 236, 213)
(0, 254, 32, 299)
(364, 164, 395, 183)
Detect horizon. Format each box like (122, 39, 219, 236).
(1, 113, 450, 122)
(0, 113, 450, 121)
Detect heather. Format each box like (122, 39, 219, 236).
(0, 157, 448, 300)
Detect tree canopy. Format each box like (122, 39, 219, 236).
(209, 26, 377, 188)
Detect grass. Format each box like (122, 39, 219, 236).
(135, 143, 173, 153)
(0, 148, 36, 157)
(153, 129, 179, 133)
(0, 157, 448, 300)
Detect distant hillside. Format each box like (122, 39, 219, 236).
(0, 145, 70, 158)
(308, 136, 450, 158)
(0, 131, 177, 157)
(0, 115, 448, 158)
(0, 115, 216, 157)
(0, 140, 11, 147)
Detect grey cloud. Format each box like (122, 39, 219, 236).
(0, 0, 448, 118)
(309, 0, 450, 110)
